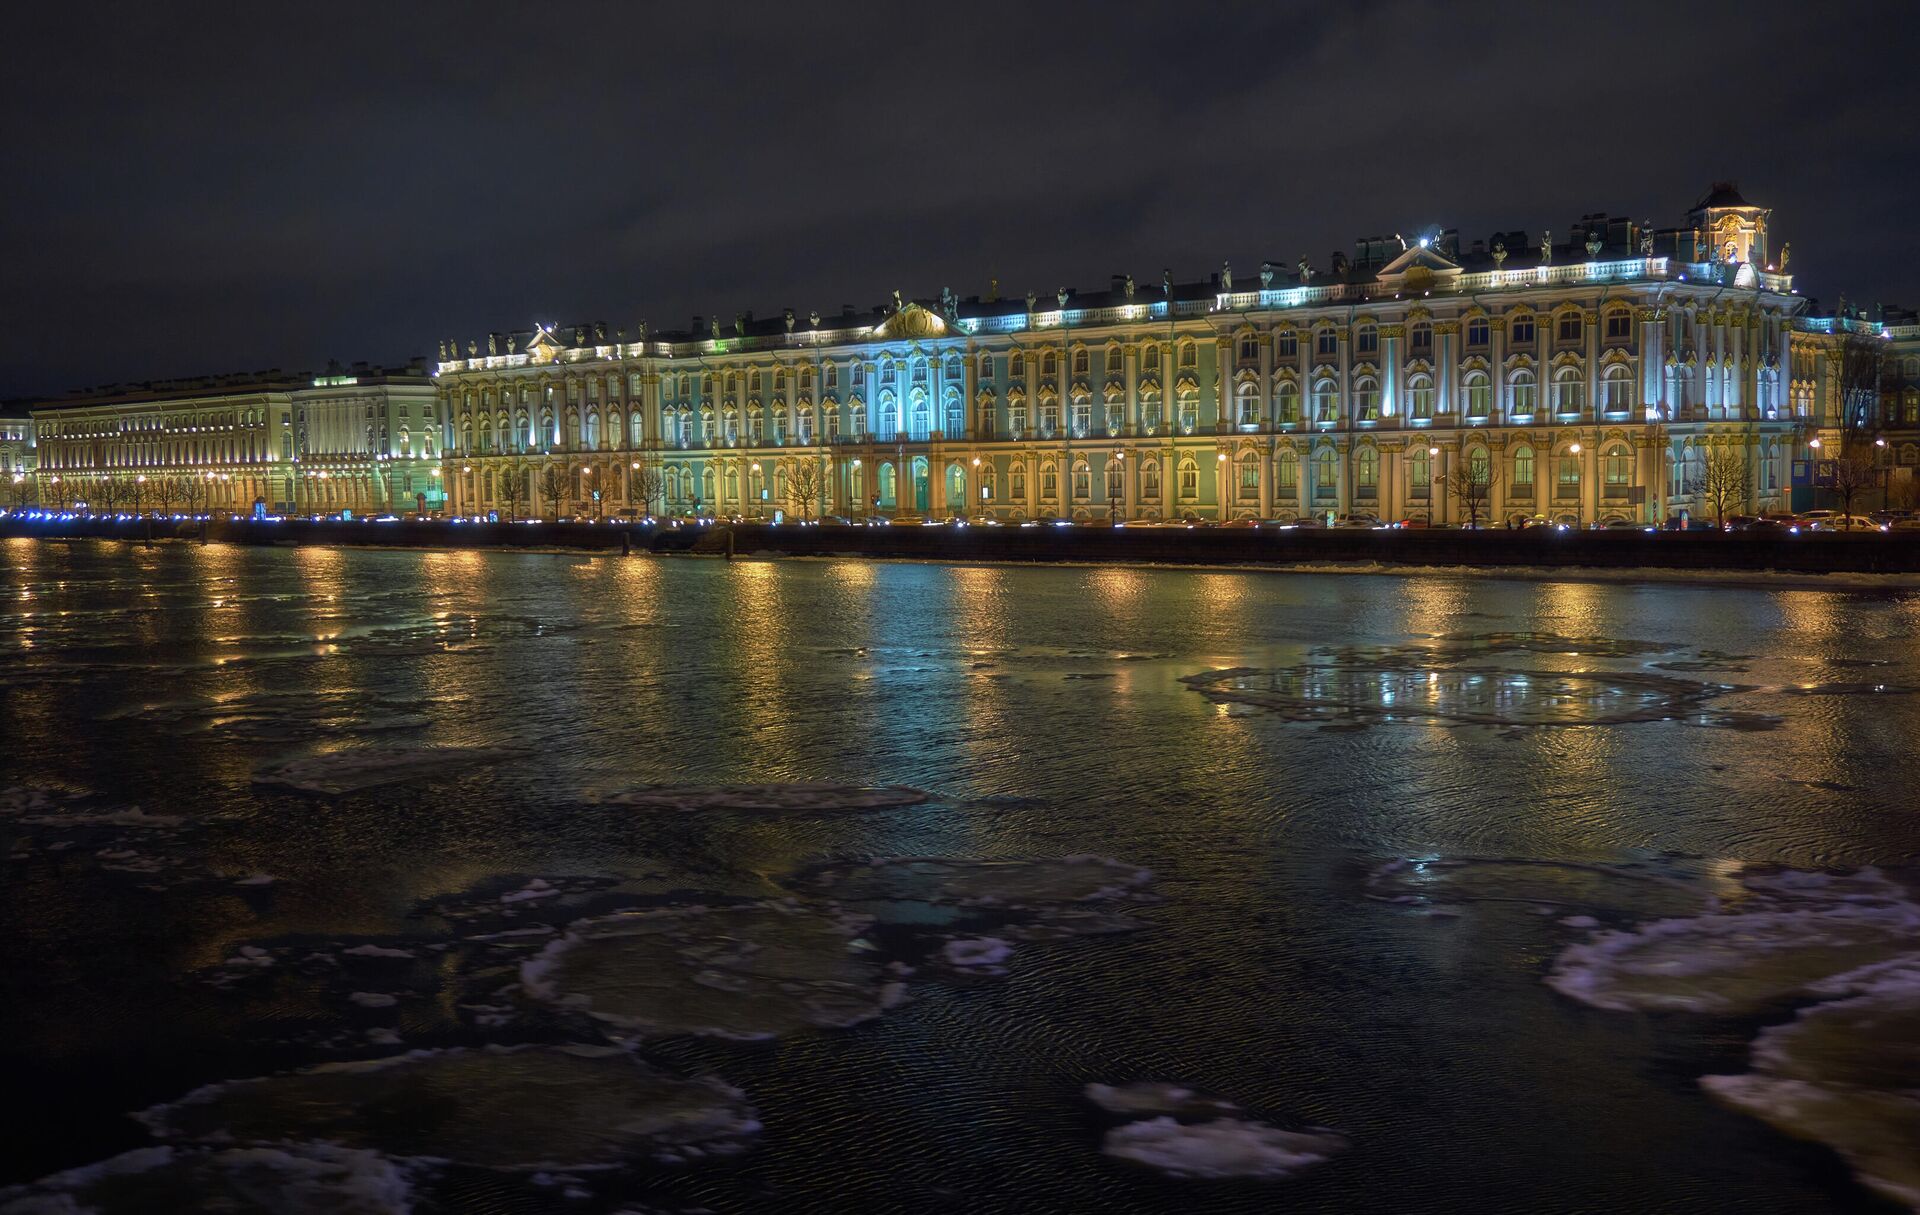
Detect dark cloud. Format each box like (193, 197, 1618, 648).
(2, 0, 1916, 395)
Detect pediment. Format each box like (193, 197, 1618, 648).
(1373, 244, 1463, 285)
(871, 302, 948, 341)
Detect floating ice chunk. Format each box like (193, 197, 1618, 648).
(254, 746, 531, 795)
(1102, 1117, 1346, 1180)
(0, 1142, 412, 1215)
(1546, 899, 1920, 1014)
(140, 1044, 760, 1170)
(1085, 1082, 1241, 1118)
(224, 946, 274, 968)
(234, 873, 278, 886)
(592, 783, 931, 813)
(942, 937, 1013, 973)
(365, 1027, 404, 1047)
(341, 944, 415, 959)
(1701, 1076, 1920, 1212)
(1560, 915, 1600, 929)
(522, 904, 906, 1040)
(501, 879, 560, 903)
(347, 992, 398, 1008)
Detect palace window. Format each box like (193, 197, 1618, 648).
(1277, 449, 1299, 493)
(1510, 369, 1537, 417)
(1313, 379, 1338, 422)
(1177, 392, 1199, 434)
(1104, 393, 1123, 435)
(1606, 308, 1633, 342)
(1042, 463, 1058, 499)
(1603, 444, 1631, 495)
(1355, 377, 1380, 421)
(979, 353, 994, 380)
(1557, 313, 1583, 343)
(1178, 458, 1198, 499)
(1238, 334, 1259, 363)
(1237, 384, 1260, 427)
(1043, 352, 1059, 377)
(1276, 381, 1301, 424)
(1072, 348, 1089, 376)
(1355, 447, 1379, 498)
(1072, 460, 1091, 500)
(1410, 447, 1430, 498)
(1316, 328, 1339, 357)
(1009, 398, 1028, 435)
(1139, 392, 1160, 434)
(1510, 315, 1535, 345)
(1071, 395, 1092, 437)
(1038, 397, 1059, 437)
(1239, 453, 1259, 499)
(825, 365, 838, 391)
(1603, 365, 1634, 413)
(1143, 460, 1161, 498)
(1552, 367, 1585, 414)
(1011, 351, 1026, 378)
(1010, 463, 1027, 499)
(1315, 448, 1337, 497)
(1106, 458, 1123, 499)
(1355, 325, 1378, 356)
(1410, 322, 1432, 355)
(1276, 331, 1298, 359)
(1469, 448, 1491, 485)
(1106, 347, 1123, 375)
(1408, 374, 1434, 420)
(1513, 445, 1535, 490)
(1556, 453, 1581, 498)
(1467, 317, 1489, 347)
(1179, 342, 1197, 369)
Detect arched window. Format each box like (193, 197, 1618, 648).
(1103, 391, 1123, 435)
(584, 410, 601, 449)
(1356, 447, 1379, 497)
(1177, 390, 1199, 434)
(1042, 352, 1058, 377)
(1237, 383, 1259, 427)
(1072, 459, 1090, 500)
(1070, 393, 1092, 437)
(1238, 451, 1259, 499)
(1314, 447, 1337, 498)
(1276, 380, 1301, 423)
(1143, 347, 1160, 374)
(1312, 378, 1338, 422)
(1556, 452, 1581, 498)
(1552, 366, 1584, 414)
(1464, 371, 1491, 417)
(1602, 364, 1634, 414)
(1179, 341, 1197, 368)
(1038, 392, 1059, 437)
(1042, 461, 1059, 499)
(1142, 459, 1161, 498)
(1355, 376, 1380, 421)
(1468, 448, 1491, 485)
(1409, 447, 1430, 498)
(1011, 351, 1026, 378)
(910, 394, 931, 441)
(1178, 457, 1199, 499)
(1238, 334, 1259, 363)
(1316, 328, 1338, 357)
(1557, 311, 1584, 343)
(1408, 373, 1434, 420)
(1603, 444, 1631, 494)
(1513, 445, 1535, 489)
(979, 352, 994, 380)
(1106, 457, 1124, 499)
(1276, 449, 1299, 494)
(1510, 369, 1537, 417)
(1510, 313, 1535, 345)
(1410, 322, 1432, 354)
(1072, 348, 1088, 376)
(1605, 307, 1633, 342)
(1010, 461, 1027, 499)
(1106, 347, 1123, 375)
(1139, 389, 1159, 434)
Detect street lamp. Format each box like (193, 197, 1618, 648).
(1109, 448, 1124, 524)
(1427, 445, 1440, 524)
(852, 457, 863, 520)
(1569, 443, 1583, 528)
(750, 461, 761, 520)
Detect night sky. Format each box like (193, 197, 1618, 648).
(4, 1, 1916, 398)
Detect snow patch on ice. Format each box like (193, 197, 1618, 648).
(1102, 1117, 1346, 1181)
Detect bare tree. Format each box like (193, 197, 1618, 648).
(9, 474, 32, 509)
(176, 474, 210, 516)
(628, 461, 663, 518)
(1834, 333, 1886, 439)
(90, 477, 128, 515)
(1443, 459, 1498, 528)
(1825, 441, 1880, 524)
(496, 465, 528, 521)
(786, 459, 821, 520)
(539, 464, 564, 518)
(1699, 446, 1751, 529)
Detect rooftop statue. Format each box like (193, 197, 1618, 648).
(1492, 241, 1507, 268)
(1297, 257, 1312, 282)
(487, 334, 498, 356)
(1026, 291, 1037, 313)
(467, 341, 477, 356)
(1162, 269, 1172, 297)
(785, 309, 795, 332)
(1056, 288, 1068, 311)
(635, 320, 647, 342)
(1123, 274, 1135, 300)
(1221, 261, 1233, 292)
(734, 315, 745, 338)
(808, 311, 820, 329)
(709, 317, 720, 339)
(1586, 231, 1603, 258)
(1639, 225, 1654, 256)
(437, 341, 447, 361)
(1260, 261, 1274, 289)
(1539, 231, 1552, 265)
(892, 289, 904, 313)
(1779, 243, 1791, 271)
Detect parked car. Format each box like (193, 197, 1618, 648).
(1891, 518, 1920, 532)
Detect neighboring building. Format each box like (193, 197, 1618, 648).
(1784, 304, 1920, 511)
(434, 184, 1807, 526)
(0, 407, 35, 504)
(28, 363, 443, 515)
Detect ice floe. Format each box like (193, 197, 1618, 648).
(141, 1044, 760, 1170)
(254, 746, 531, 794)
(1085, 1082, 1242, 1118)
(0, 1142, 413, 1215)
(1101, 1117, 1347, 1181)
(520, 903, 905, 1040)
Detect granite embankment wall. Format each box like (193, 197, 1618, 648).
(6, 515, 1920, 575)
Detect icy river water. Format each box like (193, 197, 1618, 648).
(2, 538, 1919, 1214)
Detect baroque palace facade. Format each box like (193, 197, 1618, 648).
(19, 184, 1920, 523)
(433, 185, 1888, 527)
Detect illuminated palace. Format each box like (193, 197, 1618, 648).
(26, 364, 444, 515)
(435, 185, 1909, 526)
